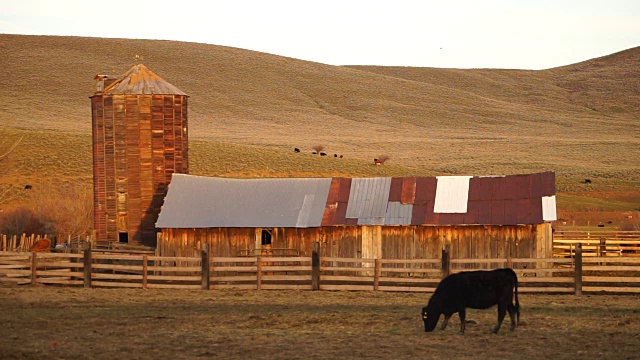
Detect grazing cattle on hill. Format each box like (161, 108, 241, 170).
(294, 148, 300, 153)
(320, 152, 327, 156)
(583, 179, 592, 184)
(24, 184, 32, 190)
(421, 268, 520, 334)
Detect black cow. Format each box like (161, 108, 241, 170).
(421, 268, 520, 334)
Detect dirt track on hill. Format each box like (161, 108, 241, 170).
(1, 285, 639, 360)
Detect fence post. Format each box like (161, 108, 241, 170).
(574, 243, 582, 296)
(201, 243, 210, 290)
(142, 255, 148, 289)
(83, 242, 92, 288)
(30, 252, 38, 286)
(374, 258, 380, 291)
(311, 242, 320, 290)
(256, 256, 262, 290)
(441, 243, 450, 278)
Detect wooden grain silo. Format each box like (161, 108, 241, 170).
(90, 64, 188, 247)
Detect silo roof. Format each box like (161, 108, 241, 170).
(156, 171, 557, 228)
(102, 64, 187, 95)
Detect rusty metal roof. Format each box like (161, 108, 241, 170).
(101, 64, 187, 95)
(156, 171, 556, 228)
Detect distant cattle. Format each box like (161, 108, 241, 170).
(24, 184, 32, 190)
(583, 179, 592, 184)
(294, 148, 300, 153)
(320, 152, 327, 156)
(30, 238, 52, 253)
(374, 158, 382, 165)
(421, 268, 520, 334)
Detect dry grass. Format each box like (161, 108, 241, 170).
(0, 34, 638, 229)
(1, 286, 639, 359)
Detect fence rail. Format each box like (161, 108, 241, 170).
(2, 242, 640, 294)
(553, 231, 640, 258)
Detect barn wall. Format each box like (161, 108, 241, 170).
(158, 224, 553, 260)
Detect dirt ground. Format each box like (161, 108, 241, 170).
(1, 284, 639, 360)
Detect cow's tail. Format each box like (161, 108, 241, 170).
(514, 271, 520, 325)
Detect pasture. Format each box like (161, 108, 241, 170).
(1, 285, 639, 359)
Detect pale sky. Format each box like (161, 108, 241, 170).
(1, 0, 639, 69)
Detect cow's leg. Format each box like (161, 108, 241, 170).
(493, 303, 507, 334)
(458, 308, 467, 334)
(507, 303, 517, 331)
(441, 314, 452, 331)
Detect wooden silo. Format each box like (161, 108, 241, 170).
(90, 64, 188, 247)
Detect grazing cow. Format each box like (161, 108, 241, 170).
(583, 179, 592, 184)
(421, 268, 520, 334)
(374, 158, 382, 165)
(24, 184, 32, 190)
(294, 148, 300, 153)
(320, 152, 327, 156)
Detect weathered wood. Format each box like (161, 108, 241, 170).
(312, 242, 320, 290)
(321, 275, 375, 282)
(201, 243, 210, 290)
(575, 243, 582, 295)
(377, 286, 436, 292)
(142, 255, 148, 289)
(30, 252, 37, 286)
(92, 273, 143, 280)
(83, 243, 92, 288)
(441, 244, 450, 277)
(582, 286, 640, 293)
(256, 256, 262, 290)
(379, 268, 441, 274)
(319, 284, 374, 291)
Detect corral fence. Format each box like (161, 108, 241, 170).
(553, 230, 640, 258)
(1, 242, 639, 294)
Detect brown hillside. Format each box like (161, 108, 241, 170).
(0, 34, 639, 226)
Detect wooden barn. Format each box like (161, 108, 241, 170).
(155, 172, 557, 261)
(90, 64, 188, 247)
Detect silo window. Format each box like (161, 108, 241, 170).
(261, 229, 272, 246)
(119, 232, 129, 243)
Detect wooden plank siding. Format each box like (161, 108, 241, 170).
(91, 94, 188, 248)
(158, 224, 553, 263)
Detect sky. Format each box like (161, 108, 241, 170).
(1, 0, 639, 70)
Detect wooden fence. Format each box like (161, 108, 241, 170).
(553, 231, 640, 258)
(2, 243, 640, 294)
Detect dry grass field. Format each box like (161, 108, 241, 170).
(0, 34, 639, 232)
(1, 285, 639, 360)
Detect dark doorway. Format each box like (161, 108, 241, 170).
(261, 229, 272, 246)
(119, 232, 129, 243)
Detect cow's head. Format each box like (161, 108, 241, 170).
(421, 305, 440, 332)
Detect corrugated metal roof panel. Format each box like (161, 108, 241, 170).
(504, 199, 518, 225)
(385, 202, 413, 225)
(542, 195, 557, 221)
(433, 176, 472, 213)
(103, 64, 187, 95)
(345, 178, 391, 222)
(156, 174, 331, 228)
(415, 177, 437, 203)
(156, 172, 556, 228)
(401, 177, 416, 204)
(389, 178, 403, 202)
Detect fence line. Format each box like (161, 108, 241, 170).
(1, 242, 640, 294)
